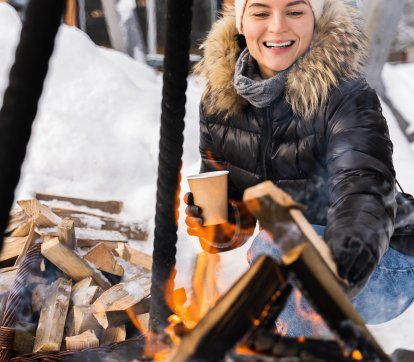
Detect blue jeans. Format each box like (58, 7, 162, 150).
(247, 227, 414, 337)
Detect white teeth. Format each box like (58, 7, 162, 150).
(265, 41, 294, 48)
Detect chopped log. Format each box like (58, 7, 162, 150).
(5, 208, 30, 236)
(15, 222, 40, 266)
(165, 255, 290, 362)
(84, 243, 124, 276)
(10, 220, 31, 237)
(73, 305, 102, 335)
(65, 330, 100, 351)
(102, 325, 126, 345)
(71, 277, 101, 306)
(33, 278, 72, 352)
(17, 199, 62, 227)
(41, 237, 111, 289)
(13, 321, 36, 355)
(38, 227, 128, 248)
(35, 192, 123, 214)
(243, 181, 340, 280)
(32, 284, 50, 314)
(0, 237, 27, 266)
(50, 207, 148, 240)
(282, 243, 390, 361)
(118, 245, 152, 271)
(58, 217, 76, 249)
(92, 273, 151, 329)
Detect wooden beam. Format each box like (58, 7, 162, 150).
(41, 237, 111, 289)
(17, 199, 62, 227)
(33, 278, 72, 352)
(35, 192, 123, 214)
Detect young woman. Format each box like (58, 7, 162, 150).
(185, 0, 414, 335)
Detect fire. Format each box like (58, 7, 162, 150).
(352, 349, 363, 360)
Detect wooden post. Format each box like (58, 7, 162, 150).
(362, 0, 404, 96)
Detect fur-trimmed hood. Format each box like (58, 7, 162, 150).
(194, 0, 367, 120)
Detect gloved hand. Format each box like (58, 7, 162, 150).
(184, 192, 256, 253)
(330, 238, 378, 295)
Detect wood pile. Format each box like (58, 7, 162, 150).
(0, 194, 152, 355)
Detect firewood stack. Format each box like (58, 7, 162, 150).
(0, 194, 152, 356)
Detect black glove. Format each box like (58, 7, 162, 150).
(330, 238, 377, 295)
(184, 192, 256, 253)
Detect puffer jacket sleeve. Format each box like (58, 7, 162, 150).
(324, 80, 396, 290)
(199, 104, 242, 202)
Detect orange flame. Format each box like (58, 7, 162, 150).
(352, 350, 363, 360)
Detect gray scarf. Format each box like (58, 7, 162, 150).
(234, 48, 290, 108)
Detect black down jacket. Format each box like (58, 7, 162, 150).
(199, 78, 396, 269)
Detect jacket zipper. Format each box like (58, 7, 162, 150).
(261, 107, 273, 181)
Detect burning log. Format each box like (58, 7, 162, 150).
(165, 255, 290, 362)
(33, 278, 72, 352)
(41, 237, 111, 289)
(243, 181, 390, 361)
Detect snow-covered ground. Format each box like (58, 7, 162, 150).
(1, 2, 414, 354)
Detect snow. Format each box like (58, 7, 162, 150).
(1, 2, 414, 354)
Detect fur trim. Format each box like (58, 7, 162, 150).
(194, 0, 367, 121)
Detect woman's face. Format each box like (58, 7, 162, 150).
(241, 0, 315, 79)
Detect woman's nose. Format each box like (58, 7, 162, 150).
(268, 15, 288, 33)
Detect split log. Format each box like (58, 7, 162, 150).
(84, 243, 124, 276)
(92, 273, 151, 329)
(282, 243, 390, 361)
(65, 330, 100, 351)
(41, 237, 111, 289)
(35, 192, 123, 214)
(117, 245, 152, 271)
(0, 237, 27, 266)
(58, 217, 76, 249)
(243, 181, 340, 280)
(165, 255, 290, 362)
(71, 277, 101, 306)
(14, 222, 40, 266)
(5, 208, 30, 236)
(33, 278, 72, 352)
(17, 199, 62, 227)
(31, 284, 49, 314)
(102, 325, 126, 345)
(50, 207, 148, 240)
(73, 305, 102, 335)
(0, 266, 19, 294)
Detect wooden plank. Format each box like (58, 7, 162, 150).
(50, 207, 148, 240)
(282, 243, 390, 361)
(92, 273, 151, 329)
(84, 243, 124, 276)
(243, 181, 340, 280)
(17, 199, 62, 227)
(65, 330, 99, 351)
(166, 255, 289, 362)
(58, 217, 76, 249)
(0, 237, 27, 266)
(35, 192, 123, 214)
(33, 278, 72, 352)
(41, 237, 111, 289)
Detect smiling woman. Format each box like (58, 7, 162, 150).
(184, 0, 414, 337)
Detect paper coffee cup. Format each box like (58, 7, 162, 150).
(187, 170, 229, 226)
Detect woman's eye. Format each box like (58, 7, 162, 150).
(253, 12, 269, 18)
(287, 11, 303, 16)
